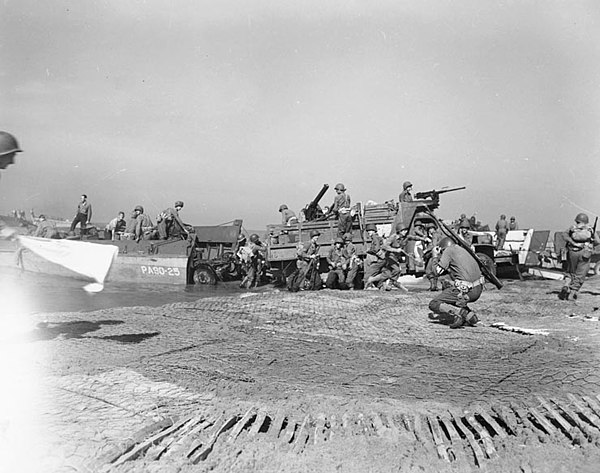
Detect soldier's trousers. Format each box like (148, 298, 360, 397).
(70, 213, 88, 232)
(326, 269, 346, 289)
(429, 285, 482, 319)
(566, 249, 591, 293)
(337, 213, 352, 237)
(363, 255, 385, 283)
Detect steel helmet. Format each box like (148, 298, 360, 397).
(0, 131, 22, 157)
(309, 229, 321, 238)
(250, 233, 260, 243)
(334, 237, 344, 244)
(343, 232, 353, 241)
(403, 181, 412, 190)
(334, 183, 346, 191)
(438, 237, 454, 249)
(459, 219, 470, 229)
(134, 205, 144, 213)
(510, 216, 516, 221)
(237, 234, 247, 242)
(395, 222, 409, 233)
(174, 201, 184, 208)
(365, 223, 377, 232)
(575, 213, 589, 224)
(279, 204, 288, 211)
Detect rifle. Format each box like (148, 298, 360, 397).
(304, 184, 329, 222)
(424, 210, 503, 289)
(415, 186, 466, 200)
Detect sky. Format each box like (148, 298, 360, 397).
(1, 0, 599, 230)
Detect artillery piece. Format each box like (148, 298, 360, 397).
(303, 184, 329, 222)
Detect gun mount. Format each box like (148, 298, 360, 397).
(304, 184, 329, 222)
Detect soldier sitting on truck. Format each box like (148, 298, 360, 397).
(291, 229, 322, 291)
(326, 237, 347, 289)
(133, 205, 155, 241)
(278, 204, 298, 226)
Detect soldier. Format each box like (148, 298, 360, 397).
(363, 223, 385, 289)
(509, 216, 518, 231)
(157, 201, 189, 240)
(424, 223, 444, 291)
(0, 131, 22, 174)
(399, 181, 413, 203)
(105, 211, 126, 240)
(457, 220, 473, 246)
(343, 232, 360, 289)
(240, 233, 268, 289)
(558, 213, 600, 300)
(495, 214, 509, 249)
(279, 204, 297, 225)
(428, 237, 483, 329)
(326, 237, 347, 289)
(297, 229, 321, 287)
(366, 223, 409, 290)
(69, 194, 93, 236)
(34, 215, 59, 239)
(122, 209, 139, 240)
(0, 131, 23, 238)
(133, 205, 155, 241)
(328, 183, 352, 237)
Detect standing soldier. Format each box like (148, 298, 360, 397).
(69, 194, 92, 236)
(329, 183, 352, 237)
(326, 237, 347, 289)
(424, 223, 444, 291)
(240, 233, 268, 289)
(509, 216, 518, 230)
(399, 181, 413, 203)
(428, 237, 483, 329)
(342, 232, 360, 290)
(363, 223, 385, 289)
(495, 214, 509, 249)
(558, 213, 600, 300)
(297, 229, 321, 288)
(133, 205, 154, 241)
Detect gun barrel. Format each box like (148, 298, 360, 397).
(310, 184, 330, 207)
(415, 186, 466, 199)
(437, 186, 466, 194)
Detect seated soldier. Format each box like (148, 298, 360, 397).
(105, 211, 126, 240)
(34, 214, 59, 239)
(157, 201, 190, 240)
(133, 205, 155, 241)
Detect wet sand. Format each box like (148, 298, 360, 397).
(1, 275, 600, 472)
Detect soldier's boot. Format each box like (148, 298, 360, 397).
(572, 291, 579, 300)
(449, 311, 465, 329)
(460, 308, 479, 327)
(558, 286, 570, 300)
(428, 278, 438, 292)
(392, 280, 409, 292)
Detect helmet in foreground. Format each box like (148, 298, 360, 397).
(575, 213, 589, 224)
(279, 204, 288, 211)
(0, 131, 22, 157)
(365, 223, 377, 232)
(309, 229, 321, 238)
(250, 233, 260, 243)
(402, 181, 412, 190)
(395, 222, 409, 233)
(438, 237, 454, 249)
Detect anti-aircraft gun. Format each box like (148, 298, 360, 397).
(303, 184, 329, 222)
(414, 186, 466, 211)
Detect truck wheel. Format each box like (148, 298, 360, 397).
(193, 266, 217, 285)
(475, 252, 497, 279)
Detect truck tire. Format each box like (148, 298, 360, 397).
(475, 252, 497, 280)
(193, 266, 217, 285)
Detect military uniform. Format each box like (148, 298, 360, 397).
(70, 197, 92, 233)
(342, 234, 360, 289)
(363, 229, 385, 285)
(326, 243, 347, 289)
(297, 236, 321, 283)
(330, 184, 352, 237)
(429, 241, 483, 328)
(495, 215, 509, 250)
(559, 215, 600, 300)
(34, 219, 59, 239)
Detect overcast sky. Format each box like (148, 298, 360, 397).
(1, 0, 599, 230)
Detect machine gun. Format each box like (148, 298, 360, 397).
(415, 186, 466, 201)
(304, 184, 329, 222)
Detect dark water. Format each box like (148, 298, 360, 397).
(0, 267, 247, 315)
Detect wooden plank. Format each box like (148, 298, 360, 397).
(491, 404, 518, 435)
(528, 407, 556, 435)
(188, 415, 238, 463)
(472, 405, 508, 439)
(265, 409, 286, 441)
(567, 393, 600, 428)
(438, 416, 470, 466)
(313, 413, 328, 444)
(227, 407, 256, 443)
(248, 409, 268, 436)
(291, 415, 312, 453)
(551, 398, 599, 442)
(449, 411, 486, 467)
(427, 416, 450, 462)
(464, 414, 497, 459)
(537, 396, 573, 436)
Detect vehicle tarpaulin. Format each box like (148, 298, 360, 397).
(17, 236, 118, 292)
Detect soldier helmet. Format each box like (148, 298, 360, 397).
(575, 213, 589, 224)
(365, 223, 377, 232)
(0, 131, 22, 157)
(403, 181, 412, 190)
(250, 233, 260, 243)
(438, 237, 454, 249)
(334, 237, 344, 244)
(343, 232, 353, 241)
(174, 201, 184, 208)
(237, 233, 247, 242)
(395, 222, 409, 233)
(334, 183, 346, 191)
(134, 205, 144, 213)
(510, 216, 516, 221)
(38, 214, 46, 220)
(279, 204, 288, 211)
(309, 229, 321, 238)
(459, 219, 470, 229)
(500, 214, 506, 219)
